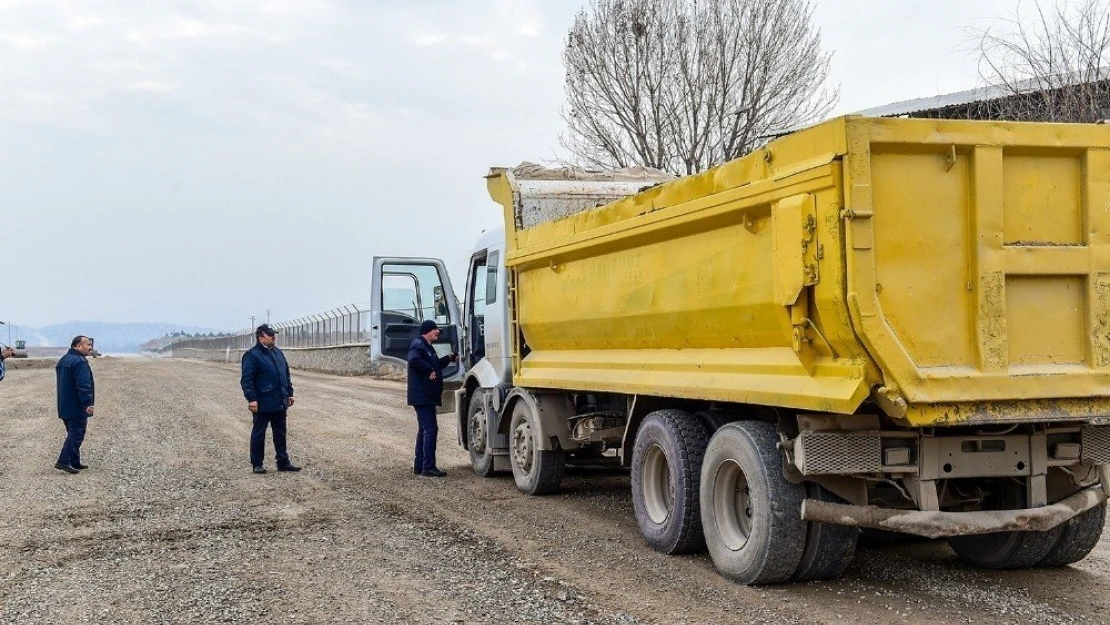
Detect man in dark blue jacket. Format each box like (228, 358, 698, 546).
(240, 324, 300, 474)
(408, 319, 458, 477)
(55, 335, 95, 474)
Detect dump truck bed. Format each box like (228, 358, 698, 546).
(487, 116, 1110, 426)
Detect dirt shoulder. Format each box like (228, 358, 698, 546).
(0, 359, 1105, 624)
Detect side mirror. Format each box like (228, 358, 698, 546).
(433, 285, 448, 320)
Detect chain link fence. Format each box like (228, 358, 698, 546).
(169, 303, 371, 351)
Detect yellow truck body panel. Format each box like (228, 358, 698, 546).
(489, 116, 1110, 426)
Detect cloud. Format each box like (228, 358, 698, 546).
(0, 0, 578, 329)
(126, 80, 179, 92)
(414, 33, 449, 47)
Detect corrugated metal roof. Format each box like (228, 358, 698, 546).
(856, 67, 1110, 117)
(855, 84, 1009, 117)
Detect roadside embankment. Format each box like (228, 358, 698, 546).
(169, 345, 405, 379)
(3, 357, 57, 370)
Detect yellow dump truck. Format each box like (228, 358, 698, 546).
(371, 115, 1110, 584)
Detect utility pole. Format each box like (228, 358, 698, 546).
(266, 309, 270, 323)
(250, 315, 256, 330)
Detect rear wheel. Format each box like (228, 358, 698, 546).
(509, 401, 565, 495)
(949, 529, 1061, 569)
(948, 482, 1062, 569)
(467, 392, 496, 477)
(1037, 501, 1107, 567)
(700, 421, 806, 584)
(631, 410, 710, 554)
(792, 483, 859, 581)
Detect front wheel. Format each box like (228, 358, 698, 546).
(700, 421, 807, 584)
(467, 392, 496, 478)
(509, 401, 565, 495)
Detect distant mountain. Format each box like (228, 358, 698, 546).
(13, 321, 221, 354)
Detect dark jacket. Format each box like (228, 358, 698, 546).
(241, 342, 294, 413)
(407, 336, 453, 406)
(56, 348, 94, 420)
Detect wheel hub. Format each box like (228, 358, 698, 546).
(713, 459, 752, 551)
(470, 407, 487, 455)
(512, 421, 534, 473)
(641, 444, 673, 524)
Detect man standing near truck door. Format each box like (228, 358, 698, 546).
(407, 319, 457, 478)
(241, 324, 300, 474)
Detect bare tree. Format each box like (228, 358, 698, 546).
(560, 0, 837, 175)
(977, 0, 1110, 122)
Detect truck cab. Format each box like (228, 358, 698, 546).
(455, 227, 511, 380)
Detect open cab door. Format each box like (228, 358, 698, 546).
(371, 257, 463, 381)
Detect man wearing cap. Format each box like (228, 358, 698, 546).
(241, 324, 300, 474)
(407, 319, 458, 477)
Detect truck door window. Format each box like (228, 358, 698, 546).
(381, 273, 420, 322)
(486, 251, 499, 305)
(471, 261, 488, 317)
(469, 255, 489, 363)
(381, 263, 450, 324)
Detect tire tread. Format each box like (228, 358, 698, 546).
(1038, 501, 1107, 567)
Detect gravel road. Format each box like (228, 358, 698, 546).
(1, 358, 1108, 624)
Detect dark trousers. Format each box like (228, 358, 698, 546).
(58, 416, 88, 467)
(413, 405, 438, 472)
(251, 409, 290, 468)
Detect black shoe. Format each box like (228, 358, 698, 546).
(277, 464, 301, 472)
(75, 463, 88, 470)
(55, 462, 80, 474)
(252, 466, 267, 474)
(421, 468, 447, 478)
(413, 466, 421, 475)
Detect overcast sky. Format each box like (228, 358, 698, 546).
(0, 0, 1024, 332)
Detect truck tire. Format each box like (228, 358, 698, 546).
(948, 480, 1064, 570)
(467, 392, 496, 478)
(631, 410, 710, 554)
(700, 421, 806, 584)
(792, 483, 859, 581)
(948, 528, 1062, 569)
(509, 401, 565, 495)
(1037, 501, 1107, 567)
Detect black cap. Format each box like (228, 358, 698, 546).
(419, 320, 439, 335)
(256, 323, 278, 337)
